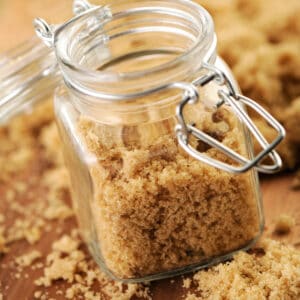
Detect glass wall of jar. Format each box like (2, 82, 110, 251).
(0, 37, 59, 124)
(34, 0, 284, 282)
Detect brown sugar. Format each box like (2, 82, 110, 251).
(183, 278, 192, 289)
(15, 250, 42, 267)
(183, 239, 300, 299)
(77, 105, 261, 279)
(33, 291, 42, 299)
(274, 214, 296, 234)
(35, 233, 151, 300)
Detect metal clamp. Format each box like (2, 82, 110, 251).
(33, 0, 97, 48)
(176, 64, 285, 174)
(73, 0, 95, 15)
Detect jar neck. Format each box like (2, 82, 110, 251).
(55, 0, 216, 110)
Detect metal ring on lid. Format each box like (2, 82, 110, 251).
(73, 0, 95, 15)
(34, 18, 55, 48)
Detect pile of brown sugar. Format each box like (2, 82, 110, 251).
(34, 232, 151, 300)
(0, 100, 151, 300)
(78, 105, 261, 279)
(183, 239, 300, 299)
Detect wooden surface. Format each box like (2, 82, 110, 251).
(261, 174, 300, 246)
(0, 170, 299, 299)
(0, 1, 299, 299)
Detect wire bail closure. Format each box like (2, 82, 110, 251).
(176, 64, 285, 174)
(33, 0, 285, 174)
(33, 0, 97, 48)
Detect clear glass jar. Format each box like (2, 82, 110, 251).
(32, 0, 284, 282)
(0, 37, 58, 124)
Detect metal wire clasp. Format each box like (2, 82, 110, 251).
(33, 0, 101, 48)
(176, 63, 285, 174)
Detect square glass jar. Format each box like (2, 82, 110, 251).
(52, 0, 266, 282)
(0, 0, 284, 283)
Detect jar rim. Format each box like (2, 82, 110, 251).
(54, 0, 215, 99)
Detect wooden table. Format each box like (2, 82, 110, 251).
(0, 169, 299, 299)
(0, 1, 299, 299)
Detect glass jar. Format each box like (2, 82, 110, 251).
(0, 37, 58, 124)
(32, 0, 285, 282)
